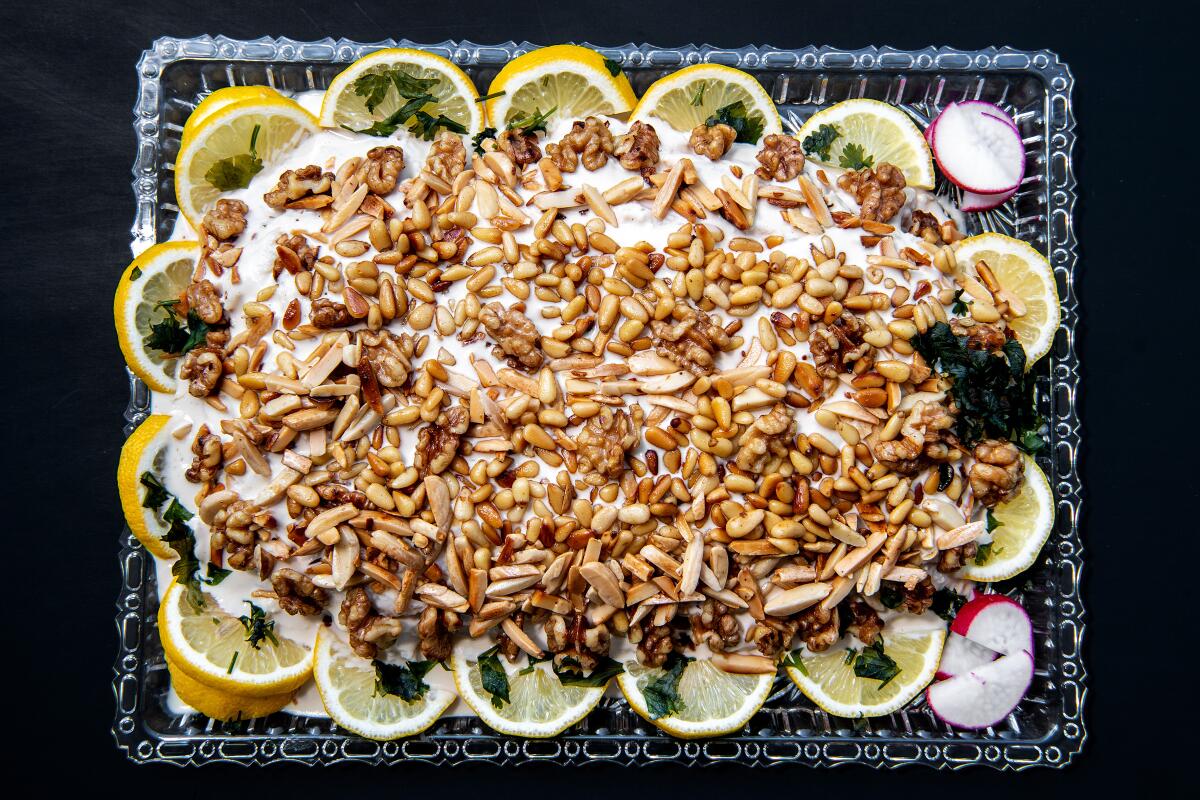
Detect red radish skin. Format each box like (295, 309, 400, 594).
(936, 632, 1001, 680)
(961, 185, 1018, 212)
(931, 102, 1025, 194)
(950, 594, 1034, 657)
(927, 650, 1034, 730)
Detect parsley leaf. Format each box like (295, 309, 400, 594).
(705, 101, 764, 145)
(912, 321, 1041, 450)
(130, 266, 143, 281)
(931, 588, 967, 621)
(409, 110, 467, 141)
(205, 124, 263, 191)
(507, 105, 556, 135)
(140, 471, 170, 511)
(471, 126, 497, 155)
(975, 541, 1000, 565)
(838, 142, 874, 170)
(779, 650, 809, 676)
(985, 509, 1002, 533)
(475, 90, 506, 103)
(477, 646, 511, 709)
(344, 93, 436, 137)
(878, 584, 905, 609)
(951, 289, 971, 315)
(372, 659, 439, 702)
(205, 563, 232, 585)
(853, 639, 900, 688)
(238, 602, 279, 650)
(145, 302, 210, 357)
(351, 68, 438, 113)
(552, 655, 624, 687)
(801, 124, 840, 161)
(602, 57, 622, 77)
(643, 652, 692, 719)
(690, 84, 706, 107)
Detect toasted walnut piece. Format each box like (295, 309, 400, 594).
(754, 133, 805, 181)
(748, 615, 799, 657)
(938, 541, 978, 572)
(576, 408, 635, 478)
(632, 621, 683, 668)
(836, 162, 907, 222)
(735, 403, 795, 473)
(691, 600, 741, 652)
(908, 209, 943, 244)
(184, 280, 225, 325)
(480, 302, 543, 370)
(496, 128, 543, 169)
(417, 605, 462, 661)
(185, 424, 222, 483)
(425, 130, 466, 183)
(339, 587, 404, 659)
(794, 603, 840, 653)
(415, 406, 469, 475)
(969, 439, 1024, 507)
(950, 318, 1008, 351)
(263, 165, 333, 209)
(364, 146, 404, 195)
(360, 330, 411, 388)
(271, 567, 329, 616)
(555, 116, 616, 172)
(315, 483, 369, 510)
(873, 400, 957, 474)
(179, 347, 223, 398)
(844, 597, 883, 645)
(201, 199, 248, 241)
(310, 298, 353, 329)
(689, 123, 737, 160)
(615, 121, 660, 176)
(900, 576, 935, 614)
(273, 233, 318, 279)
(650, 303, 732, 376)
(810, 315, 867, 379)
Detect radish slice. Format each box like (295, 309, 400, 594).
(924, 113, 938, 145)
(950, 594, 1033, 657)
(936, 632, 1000, 679)
(961, 185, 1017, 212)
(931, 102, 1024, 194)
(927, 650, 1034, 729)
(953, 101, 1020, 133)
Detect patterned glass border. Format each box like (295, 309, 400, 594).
(116, 37, 1082, 769)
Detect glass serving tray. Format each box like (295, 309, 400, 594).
(114, 37, 1083, 769)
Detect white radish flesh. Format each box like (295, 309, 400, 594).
(927, 650, 1034, 729)
(961, 185, 1018, 212)
(936, 632, 1000, 679)
(950, 594, 1034, 656)
(931, 102, 1025, 194)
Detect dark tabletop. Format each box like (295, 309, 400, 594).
(1, 0, 1186, 792)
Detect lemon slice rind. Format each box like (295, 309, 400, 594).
(959, 455, 1055, 582)
(629, 63, 782, 140)
(485, 45, 637, 130)
(794, 98, 935, 190)
(616, 657, 774, 739)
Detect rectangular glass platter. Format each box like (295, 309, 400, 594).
(115, 37, 1083, 769)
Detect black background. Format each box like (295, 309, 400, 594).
(0, 0, 1188, 792)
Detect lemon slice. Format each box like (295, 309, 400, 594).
(784, 616, 946, 718)
(114, 241, 202, 393)
(319, 48, 483, 138)
(182, 85, 281, 145)
(158, 580, 314, 697)
(630, 63, 782, 142)
(175, 95, 318, 231)
(960, 455, 1054, 582)
(451, 643, 606, 737)
(795, 98, 935, 189)
(953, 232, 1061, 365)
(167, 655, 294, 721)
(617, 657, 774, 738)
(314, 627, 455, 740)
(117, 414, 181, 560)
(485, 44, 637, 130)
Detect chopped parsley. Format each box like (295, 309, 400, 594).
(145, 300, 210, 357)
(912, 321, 1043, 452)
(507, 105, 556, 135)
(471, 126, 497, 155)
(140, 472, 171, 510)
(351, 68, 438, 113)
(852, 639, 900, 688)
(801, 123, 839, 161)
(141, 471, 206, 607)
(129, 266, 143, 281)
(205, 563, 232, 585)
(475, 90, 506, 103)
(838, 141, 874, 170)
(409, 110, 467, 140)
(204, 124, 263, 191)
(690, 84, 706, 107)
(931, 588, 967, 621)
(985, 509, 1002, 533)
(343, 93, 436, 137)
(878, 584, 905, 609)
(975, 541, 1002, 565)
(643, 652, 692, 719)
(552, 655, 624, 688)
(779, 650, 809, 676)
(705, 101, 764, 144)
(372, 658, 440, 702)
(518, 653, 553, 675)
(477, 646, 511, 709)
(238, 602, 279, 650)
(602, 57, 622, 77)
(951, 289, 971, 316)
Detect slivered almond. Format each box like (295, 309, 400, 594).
(582, 184, 618, 227)
(763, 581, 831, 616)
(711, 652, 776, 675)
(579, 561, 624, 608)
(833, 532, 888, 576)
(936, 521, 986, 550)
(417, 583, 469, 612)
(501, 618, 544, 657)
(798, 175, 834, 228)
(652, 161, 685, 220)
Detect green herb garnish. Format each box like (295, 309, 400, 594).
(471, 126, 497, 155)
(602, 57, 622, 76)
(912, 321, 1043, 451)
(238, 602, 279, 650)
(372, 659, 440, 702)
(351, 68, 438, 113)
(838, 142, 874, 170)
(931, 588, 966, 621)
(690, 84, 706, 107)
(475, 90, 506, 103)
(205, 563, 232, 585)
(879, 584, 905, 609)
(477, 646, 510, 709)
(779, 650, 809, 676)
(705, 101, 764, 145)
(852, 639, 900, 688)
(205, 124, 263, 191)
(643, 652, 692, 719)
(985, 509, 1002, 533)
(344, 93, 436, 137)
(507, 105, 556, 134)
(951, 289, 971, 316)
(553, 655, 624, 688)
(140, 471, 171, 510)
(130, 266, 143, 281)
(801, 123, 840, 161)
(975, 541, 1002, 565)
(409, 110, 467, 141)
(145, 300, 210, 356)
